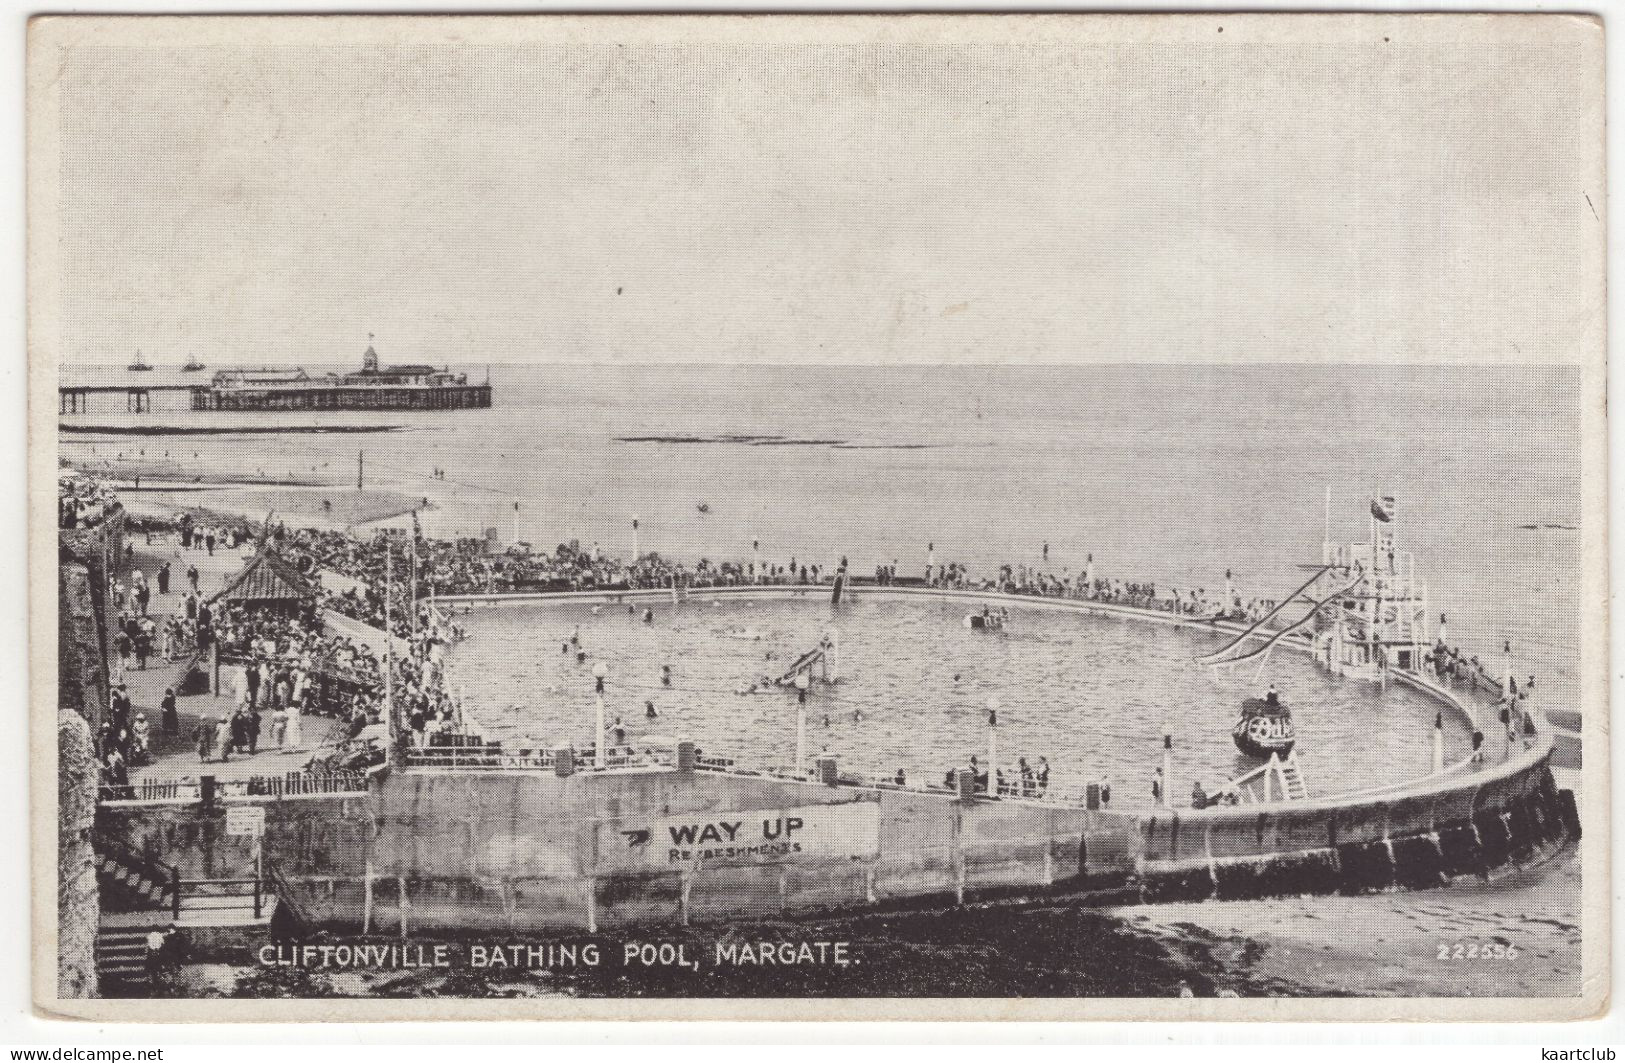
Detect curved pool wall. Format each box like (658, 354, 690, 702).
(97, 586, 1579, 932)
(435, 583, 1494, 782)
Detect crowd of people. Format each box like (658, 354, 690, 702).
(58, 473, 121, 531)
(69, 455, 1543, 806)
(392, 605, 463, 752)
(287, 524, 845, 608)
(171, 511, 241, 557)
(96, 680, 156, 795)
(215, 602, 381, 689)
(926, 558, 1279, 623)
(941, 754, 1057, 800)
(269, 517, 1292, 631)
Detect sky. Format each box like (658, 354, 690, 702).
(33, 14, 1606, 367)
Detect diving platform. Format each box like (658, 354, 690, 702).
(1200, 499, 1432, 684)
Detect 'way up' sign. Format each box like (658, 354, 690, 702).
(597, 802, 880, 871)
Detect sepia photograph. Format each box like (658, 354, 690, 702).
(27, 13, 1607, 1022)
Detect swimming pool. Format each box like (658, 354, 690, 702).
(443, 592, 1473, 808)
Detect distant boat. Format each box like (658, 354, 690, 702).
(127, 350, 153, 372)
(697, 502, 711, 514)
(182, 355, 206, 372)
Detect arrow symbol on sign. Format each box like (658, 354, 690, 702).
(622, 829, 650, 847)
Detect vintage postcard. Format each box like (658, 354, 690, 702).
(28, 13, 1607, 1021)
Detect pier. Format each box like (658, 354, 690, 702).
(58, 383, 200, 415)
(60, 341, 493, 415)
(188, 381, 491, 412)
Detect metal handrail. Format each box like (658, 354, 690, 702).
(172, 854, 265, 920)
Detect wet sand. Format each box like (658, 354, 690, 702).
(148, 904, 1322, 1000)
(115, 485, 426, 533)
(136, 861, 1579, 1001)
(1115, 769, 1585, 998)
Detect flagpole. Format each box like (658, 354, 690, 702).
(1369, 499, 1379, 666)
(1323, 485, 1332, 564)
(384, 537, 395, 759)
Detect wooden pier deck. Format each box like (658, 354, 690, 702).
(61, 381, 491, 414)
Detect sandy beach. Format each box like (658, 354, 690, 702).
(97, 478, 429, 534)
(62, 448, 434, 533)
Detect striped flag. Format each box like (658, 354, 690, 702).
(1370, 495, 1396, 523)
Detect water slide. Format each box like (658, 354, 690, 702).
(1201, 571, 1368, 670)
(1195, 564, 1333, 663)
(772, 640, 830, 686)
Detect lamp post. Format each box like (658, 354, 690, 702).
(986, 696, 1000, 797)
(794, 672, 810, 773)
(383, 537, 395, 759)
(1160, 732, 1174, 809)
(632, 516, 639, 562)
(592, 662, 609, 768)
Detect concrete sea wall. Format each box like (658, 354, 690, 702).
(96, 585, 1577, 931)
(99, 745, 1571, 932)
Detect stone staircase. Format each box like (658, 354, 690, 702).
(95, 843, 174, 913)
(94, 924, 161, 991)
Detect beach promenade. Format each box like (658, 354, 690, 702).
(113, 534, 342, 784)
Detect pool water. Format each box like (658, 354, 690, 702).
(445, 594, 1474, 808)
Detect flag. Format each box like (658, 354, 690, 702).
(1370, 495, 1395, 523)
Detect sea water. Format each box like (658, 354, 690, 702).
(445, 595, 1475, 804)
(61, 362, 1583, 707)
(58, 361, 1585, 997)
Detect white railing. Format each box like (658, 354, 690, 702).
(397, 738, 1124, 807)
(404, 746, 554, 771)
(1209, 752, 1306, 805)
(403, 744, 687, 773)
